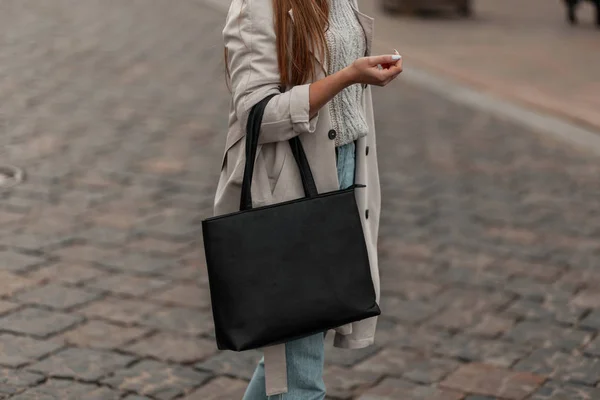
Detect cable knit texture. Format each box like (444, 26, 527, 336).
(326, 0, 369, 147)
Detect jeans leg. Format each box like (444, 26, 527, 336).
(336, 141, 357, 190)
(243, 356, 267, 400)
(281, 333, 326, 400)
(242, 333, 326, 400)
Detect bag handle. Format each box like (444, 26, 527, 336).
(240, 94, 319, 211)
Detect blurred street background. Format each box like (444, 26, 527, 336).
(1, 0, 600, 399)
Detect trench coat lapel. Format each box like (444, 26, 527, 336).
(349, 3, 374, 57)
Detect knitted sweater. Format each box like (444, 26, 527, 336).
(325, 0, 369, 147)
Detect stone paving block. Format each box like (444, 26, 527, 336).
(52, 244, 116, 263)
(126, 332, 217, 363)
(88, 210, 141, 230)
(138, 306, 213, 335)
(529, 380, 600, 399)
(441, 248, 498, 270)
(559, 270, 600, 289)
(467, 314, 515, 338)
(180, 377, 248, 400)
(427, 307, 488, 331)
(433, 288, 513, 313)
(0, 251, 46, 273)
(357, 378, 465, 400)
(69, 172, 122, 191)
(0, 301, 18, 316)
(0, 307, 83, 338)
(434, 336, 532, 368)
(76, 227, 130, 246)
(378, 239, 434, 262)
(158, 262, 206, 281)
(403, 357, 461, 384)
(103, 360, 210, 400)
(149, 283, 211, 308)
(580, 310, 600, 330)
(485, 227, 538, 245)
(99, 253, 176, 275)
(503, 298, 586, 325)
(0, 369, 44, 397)
(464, 396, 497, 400)
(77, 296, 161, 325)
(379, 296, 441, 324)
(127, 237, 189, 256)
(493, 260, 564, 282)
(56, 320, 150, 350)
(28, 347, 135, 381)
(0, 233, 71, 252)
(57, 190, 117, 213)
(506, 321, 592, 351)
(389, 327, 452, 354)
(380, 277, 442, 299)
(25, 262, 106, 285)
(0, 210, 24, 226)
(380, 259, 441, 279)
(437, 266, 506, 289)
(571, 289, 600, 309)
(441, 363, 544, 400)
(514, 348, 600, 386)
(370, 318, 406, 346)
(14, 283, 101, 310)
(504, 278, 574, 302)
(354, 348, 420, 376)
(323, 366, 382, 399)
(583, 335, 600, 357)
(196, 350, 263, 381)
(0, 196, 38, 214)
(123, 396, 154, 400)
(0, 271, 36, 297)
(11, 379, 121, 400)
(138, 214, 200, 241)
(0, 333, 62, 367)
(86, 274, 169, 296)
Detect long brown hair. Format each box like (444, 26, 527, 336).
(226, 0, 329, 87)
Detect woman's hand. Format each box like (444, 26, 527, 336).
(344, 55, 403, 87)
(309, 55, 402, 118)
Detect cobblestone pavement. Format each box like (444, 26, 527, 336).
(1, 1, 600, 399)
(359, 0, 600, 130)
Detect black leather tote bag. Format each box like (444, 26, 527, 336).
(202, 94, 380, 352)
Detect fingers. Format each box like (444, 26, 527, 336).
(374, 62, 403, 86)
(380, 63, 402, 79)
(367, 54, 402, 67)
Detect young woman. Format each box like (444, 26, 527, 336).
(216, 0, 402, 398)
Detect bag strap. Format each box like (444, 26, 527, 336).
(240, 94, 319, 211)
(289, 136, 319, 198)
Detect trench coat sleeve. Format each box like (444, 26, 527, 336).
(223, 0, 319, 145)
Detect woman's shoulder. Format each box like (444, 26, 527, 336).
(224, 0, 276, 39)
(225, 0, 274, 22)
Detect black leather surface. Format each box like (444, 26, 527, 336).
(202, 95, 380, 351)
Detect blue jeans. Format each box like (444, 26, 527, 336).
(243, 141, 356, 400)
(336, 141, 357, 190)
(243, 333, 327, 400)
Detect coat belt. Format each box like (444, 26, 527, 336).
(264, 344, 288, 396)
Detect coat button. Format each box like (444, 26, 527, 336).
(366, 146, 370, 156)
(365, 209, 369, 219)
(328, 129, 337, 140)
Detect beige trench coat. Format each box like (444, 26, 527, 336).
(216, 0, 380, 395)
